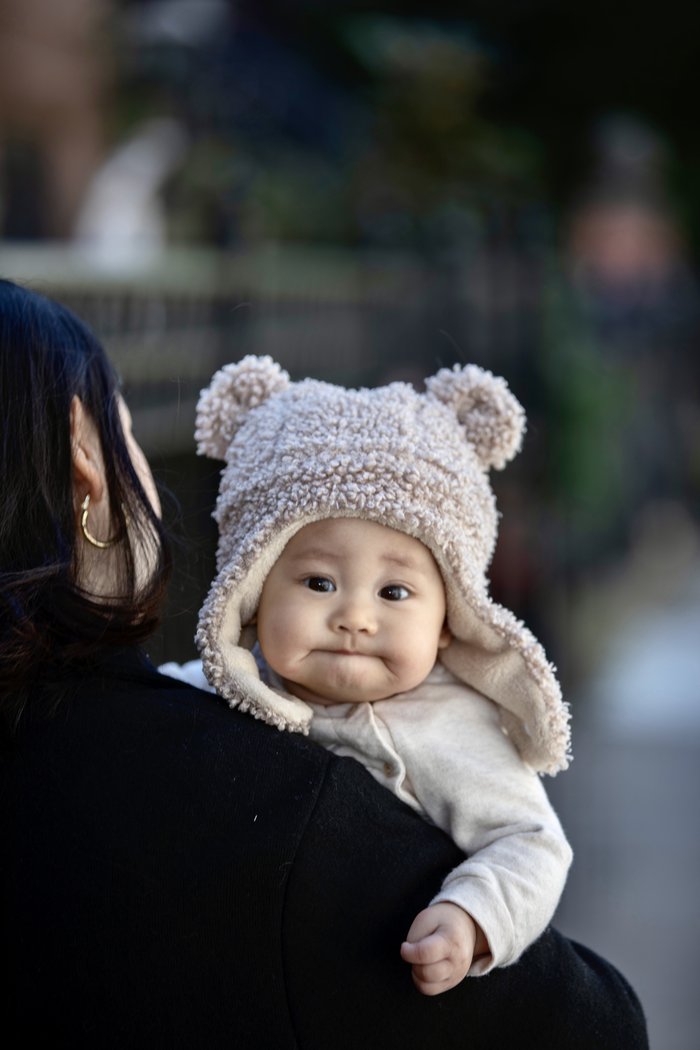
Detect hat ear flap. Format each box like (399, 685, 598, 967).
(195, 355, 290, 460)
(426, 364, 525, 470)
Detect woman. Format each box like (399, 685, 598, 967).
(0, 279, 647, 1048)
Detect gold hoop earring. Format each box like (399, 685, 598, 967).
(80, 494, 119, 550)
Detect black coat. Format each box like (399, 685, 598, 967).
(1, 648, 647, 1049)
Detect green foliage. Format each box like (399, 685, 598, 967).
(343, 18, 544, 249)
(164, 18, 545, 249)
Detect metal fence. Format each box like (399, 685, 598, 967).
(1, 240, 544, 455)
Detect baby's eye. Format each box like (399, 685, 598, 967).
(303, 576, 336, 593)
(380, 584, 410, 601)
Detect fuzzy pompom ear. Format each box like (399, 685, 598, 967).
(195, 355, 290, 460)
(425, 364, 525, 470)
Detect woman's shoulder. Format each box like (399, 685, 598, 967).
(10, 646, 332, 794)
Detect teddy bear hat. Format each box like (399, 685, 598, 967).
(195, 355, 571, 775)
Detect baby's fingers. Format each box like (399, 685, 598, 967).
(410, 958, 455, 985)
(401, 903, 478, 995)
(402, 945, 470, 997)
(400, 931, 449, 967)
(411, 967, 464, 997)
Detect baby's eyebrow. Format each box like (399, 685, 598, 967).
(380, 553, 425, 572)
(288, 546, 428, 574)
(287, 546, 338, 563)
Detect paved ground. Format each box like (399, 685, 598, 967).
(547, 560, 700, 1050)
(550, 731, 699, 1050)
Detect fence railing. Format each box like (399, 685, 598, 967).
(1, 239, 544, 454)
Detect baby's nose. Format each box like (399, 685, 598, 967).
(332, 595, 378, 635)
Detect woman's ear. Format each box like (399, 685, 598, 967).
(70, 396, 107, 507)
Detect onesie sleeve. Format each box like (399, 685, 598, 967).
(379, 682, 573, 976)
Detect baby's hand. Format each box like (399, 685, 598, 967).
(400, 902, 480, 996)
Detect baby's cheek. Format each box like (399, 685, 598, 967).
(257, 615, 283, 663)
(403, 642, 440, 684)
(265, 619, 310, 673)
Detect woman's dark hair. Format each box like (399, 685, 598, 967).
(0, 279, 172, 732)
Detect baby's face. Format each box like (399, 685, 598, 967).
(256, 518, 450, 705)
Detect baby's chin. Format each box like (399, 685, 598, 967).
(284, 681, 393, 706)
(282, 669, 416, 706)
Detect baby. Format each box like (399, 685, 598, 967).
(167, 355, 573, 995)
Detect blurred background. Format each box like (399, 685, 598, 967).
(2, 1, 699, 1044)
